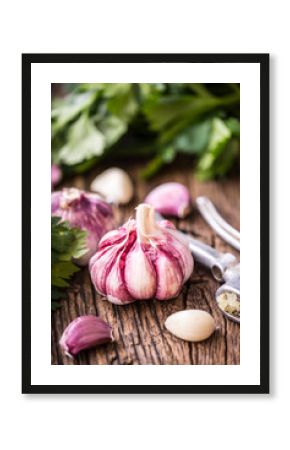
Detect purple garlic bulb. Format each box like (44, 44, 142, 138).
(59, 315, 113, 358)
(51, 188, 115, 265)
(145, 182, 191, 218)
(89, 203, 194, 305)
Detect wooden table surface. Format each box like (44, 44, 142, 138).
(51, 159, 240, 365)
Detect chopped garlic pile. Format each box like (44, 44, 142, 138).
(217, 292, 240, 318)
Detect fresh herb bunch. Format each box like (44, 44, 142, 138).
(51, 217, 87, 310)
(52, 83, 240, 180)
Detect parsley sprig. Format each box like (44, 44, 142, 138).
(51, 217, 87, 310)
(52, 83, 240, 181)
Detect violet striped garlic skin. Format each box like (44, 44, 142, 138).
(145, 182, 191, 218)
(59, 315, 113, 358)
(52, 188, 115, 265)
(89, 203, 194, 305)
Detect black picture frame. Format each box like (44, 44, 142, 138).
(22, 53, 269, 394)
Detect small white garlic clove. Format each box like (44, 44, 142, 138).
(90, 167, 134, 205)
(165, 309, 216, 342)
(145, 182, 191, 218)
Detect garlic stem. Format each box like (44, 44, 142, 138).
(135, 203, 157, 241)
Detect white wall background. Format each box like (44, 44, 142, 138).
(0, 1, 286, 449)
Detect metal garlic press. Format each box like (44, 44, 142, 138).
(195, 196, 240, 322)
(157, 196, 240, 323)
(193, 196, 240, 323)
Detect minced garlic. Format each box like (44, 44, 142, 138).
(217, 292, 240, 318)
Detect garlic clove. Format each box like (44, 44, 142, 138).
(59, 315, 113, 358)
(155, 251, 183, 300)
(90, 167, 134, 205)
(165, 309, 216, 342)
(124, 243, 156, 299)
(90, 245, 121, 295)
(105, 261, 135, 304)
(164, 228, 194, 282)
(145, 182, 191, 218)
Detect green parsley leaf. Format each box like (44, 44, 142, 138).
(174, 120, 212, 154)
(196, 118, 237, 180)
(57, 114, 105, 166)
(106, 84, 138, 122)
(51, 217, 87, 309)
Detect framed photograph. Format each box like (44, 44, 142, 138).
(22, 53, 269, 394)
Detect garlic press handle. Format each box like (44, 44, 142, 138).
(196, 196, 240, 251)
(186, 234, 237, 282)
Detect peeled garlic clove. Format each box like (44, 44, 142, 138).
(90, 167, 134, 204)
(145, 182, 191, 218)
(165, 309, 216, 342)
(59, 315, 113, 358)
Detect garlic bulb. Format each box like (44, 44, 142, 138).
(59, 315, 113, 358)
(51, 188, 115, 265)
(89, 203, 194, 304)
(90, 167, 134, 204)
(165, 309, 216, 342)
(145, 182, 191, 218)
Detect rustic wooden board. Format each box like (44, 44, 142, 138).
(51, 159, 240, 365)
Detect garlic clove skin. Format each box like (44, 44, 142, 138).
(165, 228, 195, 282)
(165, 309, 216, 342)
(154, 250, 183, 300)
(124, 243, 156, 299)
(90, 245, 121, 296)
(105, 258, 135, 304)
(90, 167, 134, 205)
(59, 315, 113, 358)
(145, 182, 191, 218)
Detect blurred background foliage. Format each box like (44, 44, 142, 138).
(51, 83, 240, 181)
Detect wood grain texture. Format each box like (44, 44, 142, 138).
(51, 159, 240, 365)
